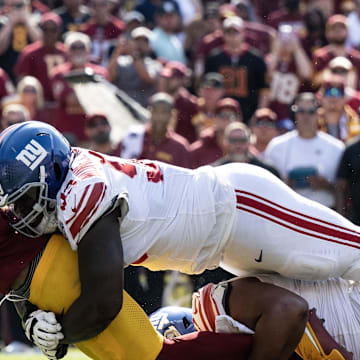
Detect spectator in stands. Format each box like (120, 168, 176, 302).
(336, 136, 360, 225)
(264, 92, 345, 209)
(192, 72, 225, 136)
(194, 4, 274, 84)
(184, 2, 221, 67)
(267, 0, 304, 31)
(16, 76, 47, 122)
(84, 113, 121, 155)
(0, 67, 15, 111)
(347, 0, 360, 50)
(0, 0, 41, 81)
(135, 0, 180, 30)
(82, 0, 124, 67)
(213, 121, 280, 178)
(313, 14, 360, 90)
(14, 11, 67, 103)
(54, 0, 91, 34)
(108, 26, 162, 108)
(267, 24, 312, 122)
(191, 97, 241, 168)
(300, 7, 328, 60)
(51, 32, 108, 145)
(1, 103, 29, 129)
(121, 92, 192, 168)
(123, 11, 145, 37)
(159, 61, 198, 143)
(204, 16, 268, 124)
(252, 0, 281, 23)
(317, 76, 360, 142)
(249, 108, 280, 160)
(150, 1, 185, 64)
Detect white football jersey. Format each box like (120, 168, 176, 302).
(56, 148, 235, 274)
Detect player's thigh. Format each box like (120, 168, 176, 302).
(218, 163, 360, 279)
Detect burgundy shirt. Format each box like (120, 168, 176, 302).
(0, 211, 47, 294)
(267, 9, 303, 30)
(312, 45, 360, 89)
(82, 17, 124, 65)
(139, 126, 192, 168)
(190, 128, 223, 169)
(174, 88, 199, 144)
(51, 62, 108, 142)
(15, 41, 67, 101)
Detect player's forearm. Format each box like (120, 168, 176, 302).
(61, 291, 123, 344)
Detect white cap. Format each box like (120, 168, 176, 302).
(131, 26, 153, 41)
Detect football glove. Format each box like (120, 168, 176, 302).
(295, 308, 353, 360)
(24, 310, 64, 350)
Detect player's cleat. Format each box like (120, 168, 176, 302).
(295, 308, 353, 360)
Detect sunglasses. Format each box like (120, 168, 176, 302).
(255, 119, 277, 127)
(13, 3, 25, 8)
(323, 87, 344, 98)
(227, 136, 248, 144)
(296, 108, 317, 115)
(87, 119, 109, 128)
(70, 44, 86, 51)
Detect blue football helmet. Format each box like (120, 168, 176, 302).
(149, 306, 196, 339)
(0, 121, 72, 237)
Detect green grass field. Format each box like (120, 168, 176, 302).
(0, 348, 90, 360)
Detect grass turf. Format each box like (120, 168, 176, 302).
(0, 348, 90, 359)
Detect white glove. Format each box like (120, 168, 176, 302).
(24, 310, 64, 350)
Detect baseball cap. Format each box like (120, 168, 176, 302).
(326, 14, 347, 29)
(131, 26, 153, 41)
(149, 92, 174, 107)
(201, 73, 224, 88)
(219, 4, 238, 20)
(329, 56, 353, 72)
(215, 98, 240, 114)
(123, 11, 145, 25)
(223, 16, 244, 31)
(40, 12, 62, 27)
(161, 61, 190, 78)
(156, 1, 180, 15)
(253, 108, 278, 125)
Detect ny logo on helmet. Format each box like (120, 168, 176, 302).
(16, 140, 47, 171)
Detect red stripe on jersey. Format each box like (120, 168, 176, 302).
(236, 205, 360, 250)
(202, 284, 217, 331)
(72, 162, 99, 180)
(235, 189, 360, 236)
(70, 183, 106, 239)
(132, 253, 148, 264)
(236, 193, 360, 247)
(77, 185, 107, 243)
(65, 185, 91, 225)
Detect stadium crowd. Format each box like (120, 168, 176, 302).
(1, 0, 360, 355)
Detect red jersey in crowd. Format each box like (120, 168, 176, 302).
(313, 46, 360, 89)
(267, 8, 304, 30)
(139, 126, 192, 168)
(15, 41, 67, 101)
(190, 127, 223, 168)
(174, 88, 199, 144)
(51, 62, 108, 142)
(269, 59, 300, 120)
(82, 17, 124, 66)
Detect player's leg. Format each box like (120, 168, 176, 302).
(216, 163, 360, 280)
(157, 331, 252, 360)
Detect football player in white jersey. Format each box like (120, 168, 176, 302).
(1, 119, 360, 350)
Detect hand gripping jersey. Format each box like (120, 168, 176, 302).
(192, 280, 355, 360)
(57, 148, 234, 274)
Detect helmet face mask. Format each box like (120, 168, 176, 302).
(6, 166, 57, 237)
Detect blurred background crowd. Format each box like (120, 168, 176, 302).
(2, 0, 360, 353)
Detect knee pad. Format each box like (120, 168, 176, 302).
(278, 254, 337, 280)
